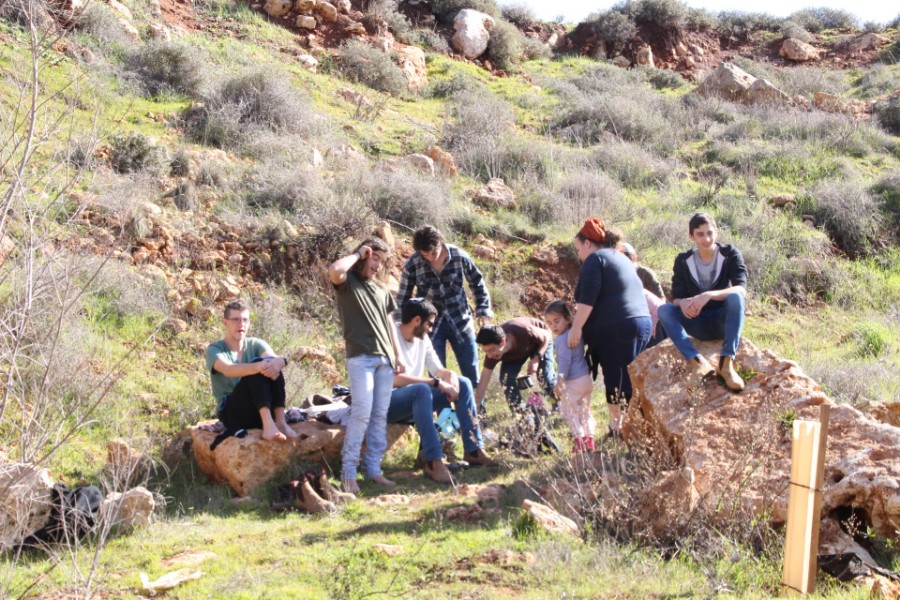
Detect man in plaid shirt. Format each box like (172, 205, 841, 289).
(397, 225, 493, 412)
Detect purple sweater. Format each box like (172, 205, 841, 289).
(555, 329, 590, 381)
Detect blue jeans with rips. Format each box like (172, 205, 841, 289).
(657, 293, 745, 361)
(342, 354, 394, 482)
(387, 376, 483, 462)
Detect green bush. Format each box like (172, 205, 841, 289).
(108, 131, 167, 174)
(425, 72, 483, 98)
(590, 10, 637, 50)
(522, 36, 552, 60)
(715, 11, 784, 37)
(788, 7, 857, 32)
(852, 323, 891, 358)
(364, 0, 412, 42)
(125, 40, 206, 97)
(853, 65, 898, 99)
(802, 179, 884, 258)
(685, 6, 717, 30)
(623, 0, 687, 27)
(639, 65, 685, 90)
(406, 28, 451, 53)
(487, 19, 524, 71)
(337, 40, 408, 95)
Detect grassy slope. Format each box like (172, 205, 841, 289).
(1, 4, 898, 598)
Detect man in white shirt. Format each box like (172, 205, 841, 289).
(385, 299, 497, 483)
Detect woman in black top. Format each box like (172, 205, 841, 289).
(568, 217, 652, 435)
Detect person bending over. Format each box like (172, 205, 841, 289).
(206, 300, 295, 442)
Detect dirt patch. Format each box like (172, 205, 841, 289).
(520, 246, 580, 315)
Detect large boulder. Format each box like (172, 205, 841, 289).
(191, 420, 411, 496)
(0, 462, 55, 552)
(472, 177, 515, 210)
(846, 33, 888, 53)
(780, 38, 822, 62)
(395, 45, 427, 92)
(694, 62, 756, 102)
(625, 338, 900, 542)
(451, 9, 495, 59)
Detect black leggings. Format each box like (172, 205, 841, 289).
(220, 373, 286, 431)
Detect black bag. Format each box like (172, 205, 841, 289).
(23, 484, 104, 547)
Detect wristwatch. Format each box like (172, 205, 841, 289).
(431, 376, 440, 388)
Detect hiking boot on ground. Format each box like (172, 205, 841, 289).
(689, 355, 715, 387)
(297, 475, 336, 513)
(424, 458, 453, 484)
(318, 468, 356, 504)
(718, 355, 745, 392)
(462, 448, 499, 467)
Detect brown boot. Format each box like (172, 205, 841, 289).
(689, 355, 715, 387)
(296, 475, 336, 513)
(318, 468, 356, 504)
(424, 458, 453, 484)
(718, 355, 745, 392)
(462, 448, 499, 467)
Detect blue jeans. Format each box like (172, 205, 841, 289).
(342, 354, 394, 481)
(657, 293, 745, 361)
(431, 318, 480, 389)
(387, 376, 483, 462)
(498, 342, 557, 413)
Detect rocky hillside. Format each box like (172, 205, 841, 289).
(0, 0, 899, 595)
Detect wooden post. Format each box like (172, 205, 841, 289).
(782, 404, 830, 595)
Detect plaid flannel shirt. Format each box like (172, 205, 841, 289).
(396, 244, 493, 341)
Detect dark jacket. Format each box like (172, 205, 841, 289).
(671, 244, 748, 311)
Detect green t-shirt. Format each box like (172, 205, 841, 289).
(335, 271, 397, 362)
(205, 337, 273, 403)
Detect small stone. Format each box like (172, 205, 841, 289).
(296, 15, 316, 29)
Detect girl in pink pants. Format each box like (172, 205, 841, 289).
(544, 301, 597, 452)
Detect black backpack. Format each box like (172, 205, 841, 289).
(22, 484, 104, 547)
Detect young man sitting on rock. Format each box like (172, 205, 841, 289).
(657, 213, 749, 391)
(386, 299, 497, 483)
(206, 299, 297, 441)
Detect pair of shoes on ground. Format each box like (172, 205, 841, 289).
(296, 468, 357, 514)
(690, 355, 745, 392)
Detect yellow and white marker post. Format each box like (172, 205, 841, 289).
(782, 404, 830, 595)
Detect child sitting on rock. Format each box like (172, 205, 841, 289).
(544, 300, 596, 452)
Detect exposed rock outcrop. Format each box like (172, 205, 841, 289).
(396, 45, 427, 92)
(191, 421, 411, 496)
(695, 63, 790, 106)
(625, 339, 900, 542)
(472, 177, 515, 210)
(780, 38, 822, 62)
(451, 9, 495, 59)
(0, 462, 54, 552)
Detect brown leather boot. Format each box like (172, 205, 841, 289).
(296, 475, 336, 513)
(689, 355, 715, 387)
(318, 468, 356, 504)
(424, 458, 453, 484)
(462, 448, 499, 467)
(718, 355, 745, 392)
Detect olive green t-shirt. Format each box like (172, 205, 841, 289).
(335, 271, 397, 363)
(205, 337, 273, 402)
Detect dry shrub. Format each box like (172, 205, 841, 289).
(788, 7, 857, 32)
(807, 359, 895, 405)
(588, 141, 675, 188)
(75, 3, 135, 50)
(336, 40, 408, 96)
(486, 18, 524, 71)
(801, 179, 884, 258)
(87, 257, 169, 319)
(191, 69, 325, 149)
(335, 166, 453, 230)
(125, 40, 207, 98)
(90, 172, 161, 241)
(242, 160, 328, 214)
(108, 131, 167, 175)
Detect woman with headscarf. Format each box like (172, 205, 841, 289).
(567, 217, 652, 436)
